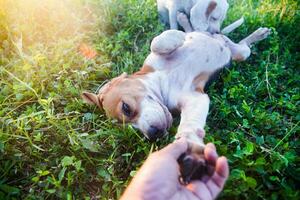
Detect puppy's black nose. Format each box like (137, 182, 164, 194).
(147, 126, 164, 142)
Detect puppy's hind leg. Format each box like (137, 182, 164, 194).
(169, 6, 179, 30)
(221, 35, 251, 61)
(151, 30, 186, 55)
(221, 17, 244, 34)
(239, 27, 271, 46)
(221, 27, 271, 61)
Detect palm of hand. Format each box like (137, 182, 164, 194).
(121, 139, 229, 200)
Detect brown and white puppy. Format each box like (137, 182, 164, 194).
(157, 0, 231, 33)
(82, 27, 270, 146)
(83, 28, 270, 183)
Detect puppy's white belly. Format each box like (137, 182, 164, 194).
(146, 32, 231, 84)
(145, 32, 231, 109)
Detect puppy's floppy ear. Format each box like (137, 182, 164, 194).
(190, 0, 217, 31)
(82, 72, 128, 108)
(205, 1, 217, 18)
(82, 92, 102, 108)
(98, 72, 128, 94)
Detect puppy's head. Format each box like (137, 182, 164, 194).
(82, 73, 172, 141)
(191, 0, 229, 33)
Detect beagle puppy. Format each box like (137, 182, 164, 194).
(157, 0, 229, 33)
(82, 28, 270, 153)
(158, 0, 245, 35)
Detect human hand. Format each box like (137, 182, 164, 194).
(120, 138, 229, 200)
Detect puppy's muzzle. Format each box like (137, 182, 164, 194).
(147, 126, 165, 142)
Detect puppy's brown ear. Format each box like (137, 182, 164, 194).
(205, 1, 217, 18)
(97, 72, 128, 95)
(82, 72, 128, 108)
(133, 64, 154, 76)
(82, 92, 102, 108)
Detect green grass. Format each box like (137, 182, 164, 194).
(0, 0, 299, 199)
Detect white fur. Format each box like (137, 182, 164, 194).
(135, 31, 231, 145)
(89, 28, 270, 145)
(221, 16, 244, 34)
(133, 81, 173, 139)
(157, 0, 229, 33)
(136, 28, 270, 144)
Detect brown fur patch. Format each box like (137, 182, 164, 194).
(232, 54, 245, 61)
(133, 64, 155, 76)
(205, 1, 217, 18)
(101, 77, 146, 123)
(192, 71, 213, 93)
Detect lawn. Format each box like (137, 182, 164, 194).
(0, 0, 299, 199)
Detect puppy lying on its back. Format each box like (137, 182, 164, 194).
(82, 26, 270, 182)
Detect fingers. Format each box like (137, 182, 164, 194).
(204, 143, 218, 166)
(203, 156, 229, 199)
(202, 143, 218, 180)
(212, 156, 229, 186)
(160, 137, 188, 159)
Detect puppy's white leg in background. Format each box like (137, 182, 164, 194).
(151, 30, 185, 55)
(239, 27, 271, 46)
(221, 16, 244, 34)
(169, 6, 179, 29)
(176, 92, 210, 150)
(177, 12, 193, 33)
(157, 5, 170, 28)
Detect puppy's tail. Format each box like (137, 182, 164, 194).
(221, 17, 244, 35)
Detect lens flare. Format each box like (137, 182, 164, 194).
(0, 0, 98, 46)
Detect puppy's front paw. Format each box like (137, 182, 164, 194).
(178, 142, 213, 184)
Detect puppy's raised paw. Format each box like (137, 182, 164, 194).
(151, 30, 186, 55)
(178, 142, 213, 184)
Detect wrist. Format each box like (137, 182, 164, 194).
(120, 181, 144, 200)
(176, 129, 205, 143)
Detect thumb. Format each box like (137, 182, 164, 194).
(160, 138, 188, 159)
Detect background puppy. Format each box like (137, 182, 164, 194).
(157, 0, 229, 33)
(177, 11, 271, 61)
